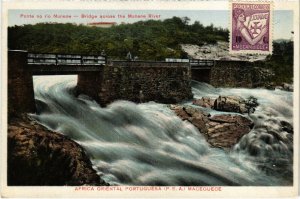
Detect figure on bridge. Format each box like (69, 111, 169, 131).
(101, 50, 106, 56)
(126, 51, 132, 61)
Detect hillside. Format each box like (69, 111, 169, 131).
(8, 17, 228, 60)
(8, 17, 293, 84)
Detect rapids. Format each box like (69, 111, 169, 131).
(30, 76, 293, 186)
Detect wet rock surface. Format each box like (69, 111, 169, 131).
(214, 96, 248, 113)
(275, 83, 294, 92)
(206, 115, 253, 149)
(193, 95, 250, 114)
(8, 115, 108, 186)
(170, 105, 209, 135)
(170, 105, 253, 149)
(192, 97, 215, 108)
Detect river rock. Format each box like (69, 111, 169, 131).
(170, 105, 208, 134)
(282, 83, 293, 92)
(192, 97, 215, 108)
(192, 95, 249, 114)
(273, 83, 293, 92)
(206, 115, 253, 148)
(170, 105, 253, 149)
(8, 115, 109, 186)
(213, 95, 248, 113)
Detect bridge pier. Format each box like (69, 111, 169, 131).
(98, 62, 193, 105)
(77, 71, 103, 102)
(8, 50, 36, 118)
(8, 50, 194, 112)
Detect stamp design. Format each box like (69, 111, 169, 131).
(230, 2, 272, 54)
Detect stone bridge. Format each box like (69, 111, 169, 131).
(8, 50, 252, 117)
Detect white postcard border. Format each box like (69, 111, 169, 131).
(1, 0, 299, 198)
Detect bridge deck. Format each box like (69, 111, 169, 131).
(189, 59, 214, 69)
(27, 53, 214, 75)
(28, 64, 103, 75)
(165, 58, 214, 69)
(27, 52, 106, 75)
(28, 53, 106, 65)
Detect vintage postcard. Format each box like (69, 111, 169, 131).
(1, 0, 299, 198)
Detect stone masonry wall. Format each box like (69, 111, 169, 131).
(98, 61, 193, 105)
(8, 50, 36, 118)
(77, 70, 103, 102)
(210, 60, 253, 88)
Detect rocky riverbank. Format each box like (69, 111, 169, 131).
(8, 115, 108, 186)
(181, 41, 268, 62)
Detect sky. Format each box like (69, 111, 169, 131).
(8, 9, 294, 39)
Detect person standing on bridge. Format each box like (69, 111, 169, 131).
(126, 51, 132, 61)
(101, 50, 106, 56)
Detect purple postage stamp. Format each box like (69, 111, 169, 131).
(230, 2, 272, 54)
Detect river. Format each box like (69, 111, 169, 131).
(30, 75, 293, 186)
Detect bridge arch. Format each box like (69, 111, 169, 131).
(8, 50, 254, 117)
(8, 50, 194, 117)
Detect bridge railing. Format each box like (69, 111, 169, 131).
(165, 58, 215, 67)
(189, 59, 215, 67)
(27, 53, 107, 65)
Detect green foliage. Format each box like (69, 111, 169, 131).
(8, 17, 228, 60)
(9, 18, 292, 84)
(256, 40, 294, 84)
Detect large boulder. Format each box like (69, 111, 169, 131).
(170, 105, 253, 149)
(8, 115, 109, 186)
(193, 95, 258, 114)
(170, 105, 208, 135)
(192, 97, 215, 108)
(213, 95, 248, 113)
(206, 114, 253, 149)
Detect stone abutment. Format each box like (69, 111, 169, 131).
(78, 61, 193, 106)
(8, 51, 36, 118)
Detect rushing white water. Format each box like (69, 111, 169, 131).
(31, 76, 293, 186)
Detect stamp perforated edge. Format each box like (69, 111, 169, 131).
(229, 0, 274, 55)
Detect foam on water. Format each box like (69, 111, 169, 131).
(30, 76, 293, 186)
